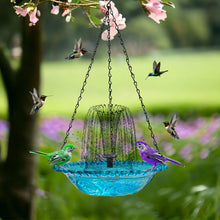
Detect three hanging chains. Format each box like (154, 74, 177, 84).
(61, 0, 160, 153)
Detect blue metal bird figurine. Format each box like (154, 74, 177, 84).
(146, 61, 168, 79)
(136, 141, 184, 167)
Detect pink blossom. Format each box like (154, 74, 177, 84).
(99, 1, 118, 17)
(14, 5, 40, 25)
(101, 26, 118, 41)
(14, 6, 28, 17)
(99, 1, 126, 41)
(115, 13, 126, 30)
(102, 14, 126, 40)
(29, 7, 39, 25)
(99, 1, 108, 14)
(143, 0, 167, 24)
(51, 5, 59, 15)
(62, 7, 70, 17)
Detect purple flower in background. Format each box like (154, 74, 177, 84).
(122, 118, 134, 127)
(194, 117, 206, 128)
(40, 117, 84, 141)
(71, 119, 84, 130)
(199, 117, 220, 144)
(176, 118, 205, 139)
(36, 188, 47, 198)
(199, 133, 210, 144)
(200, 149, 210, 159)
(179, 144, 192, 160)
(0, 120, 9, 138)
(161, 142, 176, 156)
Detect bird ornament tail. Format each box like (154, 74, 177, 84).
(29, 150, 50, 159)
(165, 157, 184, 167)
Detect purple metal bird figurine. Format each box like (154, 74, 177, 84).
(136, 141, 184, 167)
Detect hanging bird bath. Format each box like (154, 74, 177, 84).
(53, 1, 169, 197)
(53, 161, 167, 196)
(53, 105, 168, 196)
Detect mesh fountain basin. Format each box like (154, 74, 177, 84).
(53, 161, 168, 196)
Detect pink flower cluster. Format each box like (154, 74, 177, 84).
(99, 1, 126, 41)
(14, 5, 40, 26)
(51, 5, 59, 15)
(143, 0, 167, 24)
(51, 5, 71, 23)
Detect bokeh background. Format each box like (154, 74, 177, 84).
(0, 0, 220, 219)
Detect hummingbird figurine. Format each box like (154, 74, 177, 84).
(29, 144, 75, 166)
(146, 61, 168, 79)
(29, 88, 49, 115)
(136, 141, 184, 167)
(65, 38, 87, 60)
(163, 113, 180, 139)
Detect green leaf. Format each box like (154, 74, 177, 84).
(161, 0, 175, 8)
(71, 16, 75, 22)
(90, 15, 101, 25)
(83, 7, 100, 28)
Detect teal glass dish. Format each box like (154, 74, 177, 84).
(53, 161, 168, 196)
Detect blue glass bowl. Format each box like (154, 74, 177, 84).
(53, 161, 168, 196)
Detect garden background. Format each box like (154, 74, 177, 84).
(0, 0, 220, 219)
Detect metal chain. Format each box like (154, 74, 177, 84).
(61, 22, 105, 149)
(109, 7, 160, 153)
(106, 1, 114, 153)
(106, 1, 113, 108)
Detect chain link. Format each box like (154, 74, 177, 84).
(61, 22, 105, 149)
(109, 6, 160, 153)
(106, 1, 114, 153)
(106, 1, 113, 108)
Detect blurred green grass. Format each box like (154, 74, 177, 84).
(0, 49, 220, 118)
